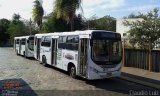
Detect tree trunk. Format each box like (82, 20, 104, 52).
(70, 19, 74, 31)
(148, 42, 152, 71)
(122, 38, 125, 66)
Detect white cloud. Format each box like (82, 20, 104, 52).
(106, 4, 160, 13)
(0, 0, 159, 20)
(82, 0, 125, 18)
(0, 0, 33, 20)
(42, 0, 54, 16)
(0, 0, 54, 20)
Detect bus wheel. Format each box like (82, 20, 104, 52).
(69, 65, 76, 78)
(42, 56, 47, 67)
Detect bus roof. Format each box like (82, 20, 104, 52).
(35, 30, 119, 38)
(46, 30, 118, 38)
(14, 35, 34, 39)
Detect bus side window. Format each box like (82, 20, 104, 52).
(41, 36, 51, 47)
(66, 36, 79, 51)
(21, 39, 26, 45)
(16, 39, 19, 44)
(58, 36, 66, 49)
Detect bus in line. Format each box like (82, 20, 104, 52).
(38, 30, 122, 79)
(34, 33, 55, 60)
(14, 35, 34, 57)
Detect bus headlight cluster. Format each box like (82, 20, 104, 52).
(89, 66, 99, 73)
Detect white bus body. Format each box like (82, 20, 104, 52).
(14, 36, 34, 57)
(39, 30, 122, 80)
(14, 36, 25, 55)
(34, 33, 54, 60)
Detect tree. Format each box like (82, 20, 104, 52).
(73, 14, 85, 30)
(124, 8, 160, 71)
(42, 13, 70, 33)
(8, 14, 30, 44)
(124, 9, 160, 49)
(22, 19, 39, 35)
(54, 0, 82, 31)
(88, 15, 116, 31)
(12, 14, 21, 22)
(32, 0, 44, 31)
(42, 13, 85, 32)
(0, 19, 10, 46)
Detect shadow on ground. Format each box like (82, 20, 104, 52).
(0, 78, 37, 96)
(46, 65, 157, 95)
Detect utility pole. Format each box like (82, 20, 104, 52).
(29, 18, 32, 35)
(123, 33, 127, 66)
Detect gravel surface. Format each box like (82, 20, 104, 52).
(0, 47, 158, 96)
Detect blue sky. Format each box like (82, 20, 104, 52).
(82, 0, 160, 18)
(0, 0, 159, 20)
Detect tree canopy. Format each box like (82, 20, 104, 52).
(88, 15, 116, 31)
(54, 0, 82, 31)
(124, 8, 160, 50)
(0, 19, 10, 46)
(8, 14, 30, 44)
(42, 13, 85, 32)
(32, 0, 44, 30)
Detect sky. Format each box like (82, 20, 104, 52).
(0, 0, 160, 20)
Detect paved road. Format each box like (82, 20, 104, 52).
(0, 48, 159, 96)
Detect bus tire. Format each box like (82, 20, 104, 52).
(42, 56, 47, 67)
(69, 65, 76, 78)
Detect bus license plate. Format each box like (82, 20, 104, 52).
(107, 72, 112, 76)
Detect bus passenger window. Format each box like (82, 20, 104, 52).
(58, 36, 66, 49)
(66, 36, 79, 51)
(41, 36, 51, 47)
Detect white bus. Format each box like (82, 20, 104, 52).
(34, 33, 54, 60)
(39, 30, 122, 80)
(14, 35, 34, 57)
(14, 36, 25, 55)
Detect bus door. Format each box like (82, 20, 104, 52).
(51, 39, 57, 65)
(37, 38, 41, 59)
(19, 40, 21, 54)
(79, 38, 88, 76)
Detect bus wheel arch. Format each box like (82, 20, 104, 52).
(68, 62, 76, 78)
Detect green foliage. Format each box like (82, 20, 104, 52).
(12, 14, 21, 22)
(42, 13, 85, 32)
(124, 8, 160, 49)
(88, 15, 116, 31)
(32, 0, 44, 30)
(42, 13, 70, 33)
(8, 14, 30, 44)
(0, 19, 10, 46)
(123, 13, 144, 19)
(54, 0, 82, 30)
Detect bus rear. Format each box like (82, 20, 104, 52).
(25, 36, 34, 57)
(86, 31, 122, 79)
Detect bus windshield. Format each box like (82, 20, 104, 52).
(91, 32, 122, 64)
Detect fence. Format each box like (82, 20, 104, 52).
(124, 49, 160, 72)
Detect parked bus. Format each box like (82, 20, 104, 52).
(14, 35, 34, 57)
(34, 33, 54, 60)
(39, 30, 122, 80)
(14, 36, 25, 55)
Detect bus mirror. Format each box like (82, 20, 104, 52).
(27, 40, 29, 43)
